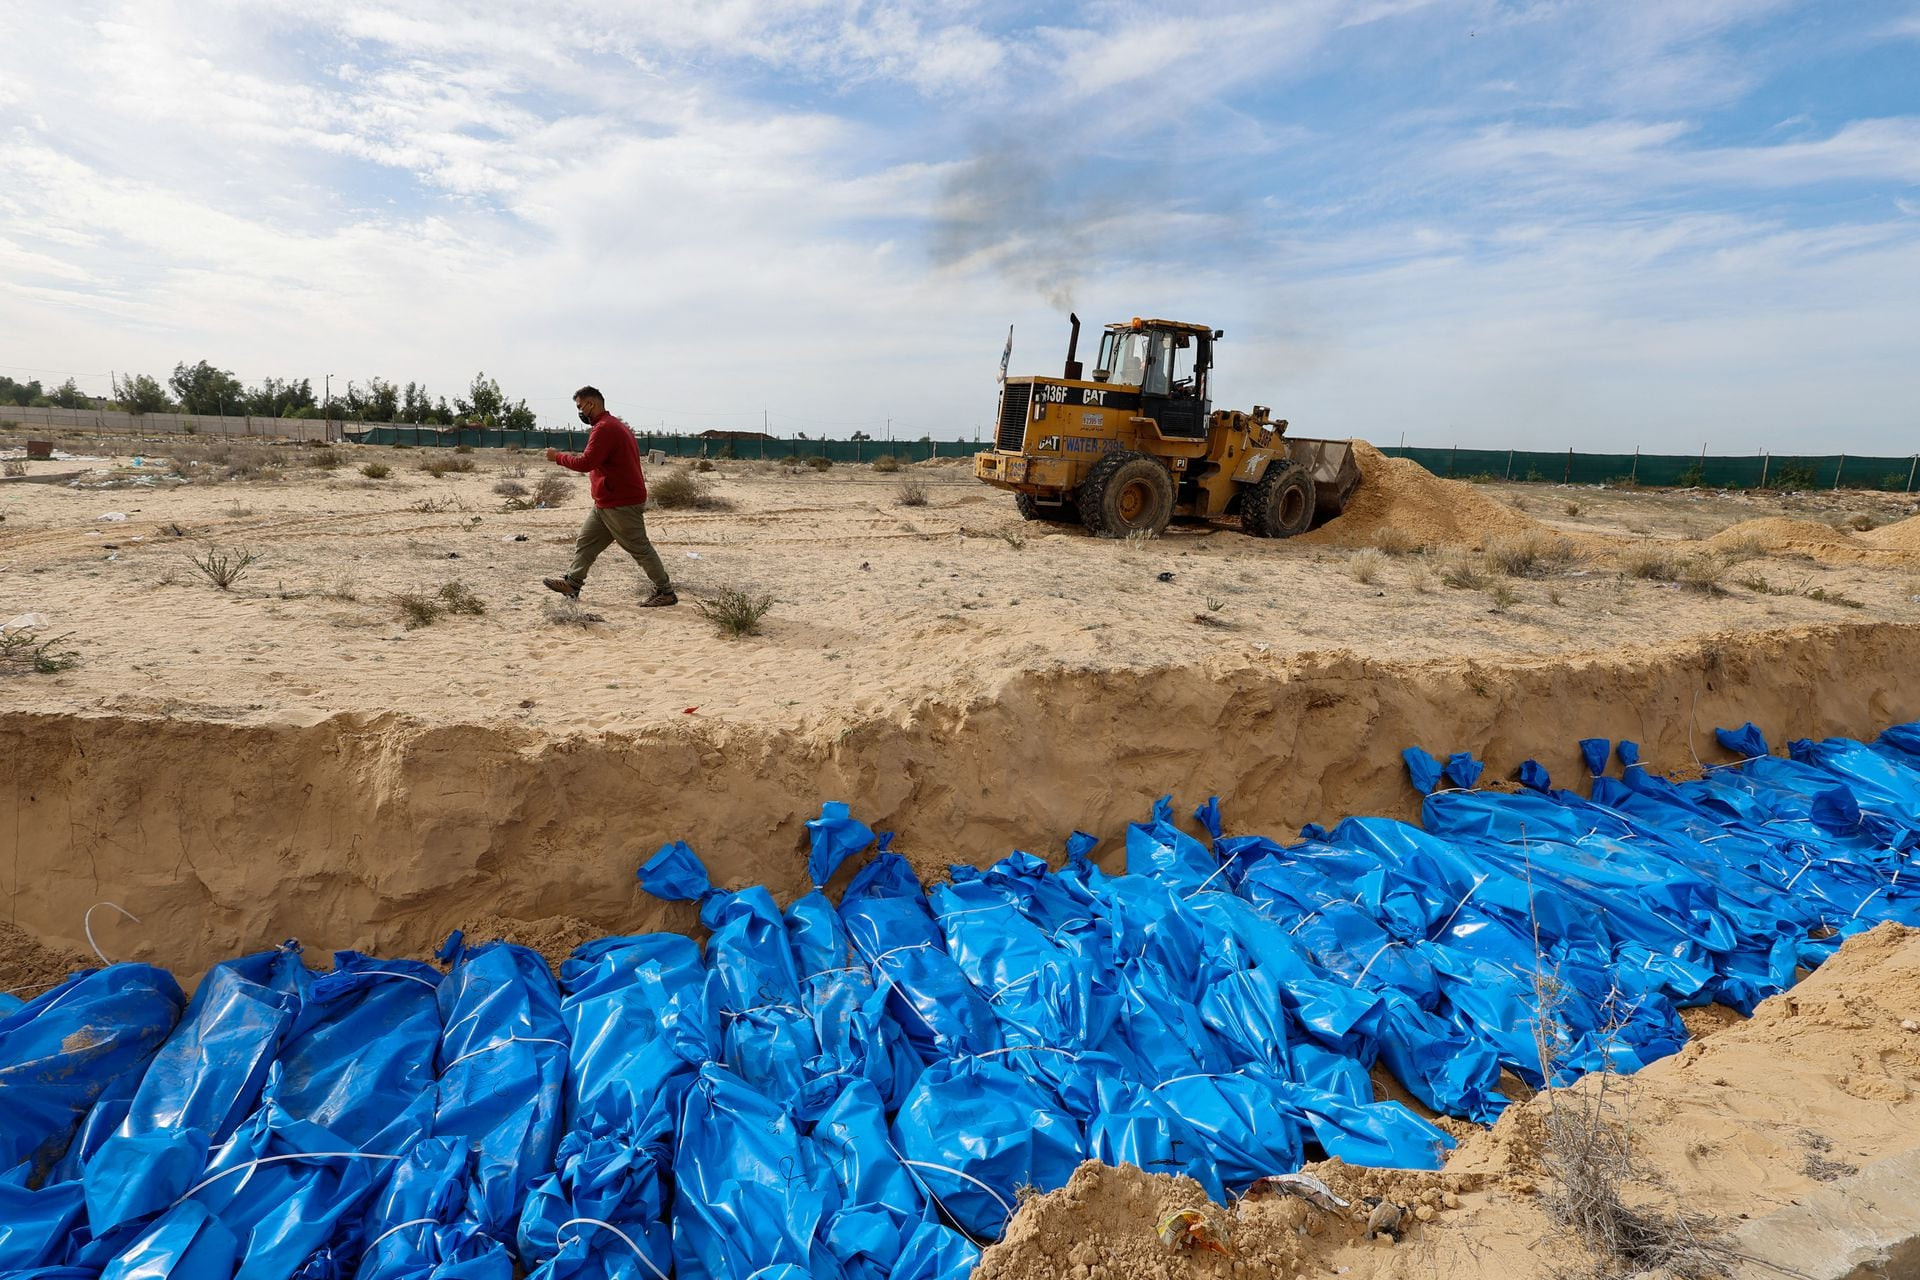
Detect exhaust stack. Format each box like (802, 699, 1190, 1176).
(1063, 313, 1082, 381)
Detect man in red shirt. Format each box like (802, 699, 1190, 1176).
(542, 385, 676, 606)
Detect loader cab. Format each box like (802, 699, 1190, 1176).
(1094, 320, 1212, 439)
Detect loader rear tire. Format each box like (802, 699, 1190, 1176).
(1079, 451, 1174, 539)
(1016, 492, 1081, 524)
(1242, 462, 1316, 538)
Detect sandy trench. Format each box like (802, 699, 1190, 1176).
(6, 430, 1920, 1275)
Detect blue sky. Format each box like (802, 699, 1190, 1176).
(1, 0, 1916, 450)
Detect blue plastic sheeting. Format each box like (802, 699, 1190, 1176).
(7, 726, 1920, 1277)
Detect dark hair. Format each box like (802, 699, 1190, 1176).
(574, 385, 603, 401)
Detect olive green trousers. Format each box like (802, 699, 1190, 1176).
(566, 503, 671, 591)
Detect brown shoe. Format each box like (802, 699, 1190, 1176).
(641, 589, 678, 608)
(543, 576, 580, 599)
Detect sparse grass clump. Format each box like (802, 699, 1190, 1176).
(1713, 531, 1769, 563)
(308, 448, 340, 470)
(872, 455, 902, 473)
(696, 586, 773, 637)
(532, 475, 571, 507)
(493, 478, 529, 498)
(360, 461, 391, 479)
(648, 469, 733, 511)
(1487, 582, 1519, 612)
(1619, 543, 1681, 581)
(2, 459, 26, 477)
(1406, 561, 1435, 593)
(1347, 548, 1386, 584)
(1485, 530, 1585, 578)
(437, 581, 485, 615)
(693, 458, 715, 473)
(1843, 512, 1878, 532)
(896, 477, 929, 507)
(1439, 554, 1489, 590)
(1676, 556, 1727, 595)
(1, 628, 79, 674)
(454, 442, 473, 455)
(806, 455, 833, 471)
(419, 455, 475, 477)
(190, 546, 259, 590)
(394, 590, 441, 628)
(543, 598, 606, 627)
(1368, 527, 1419, 555)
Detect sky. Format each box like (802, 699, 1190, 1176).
(0, 0, 1917, 451)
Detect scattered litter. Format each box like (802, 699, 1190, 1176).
(1362, 1198, 1405, 1240)
(685, 551, 701, 559)
(1156, 571, 1175, 582)
(500, 534, 528, 543)
(1158, 1209, 1228, 1255)
(682, 706, 698, 714)
(445, 552, 460, 559)
(3, 612, 50, 634)
(98, 511, 127, 522)
(1245, 1171, 1349, 1212)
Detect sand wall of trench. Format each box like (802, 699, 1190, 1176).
(4, 621, 1918, 979)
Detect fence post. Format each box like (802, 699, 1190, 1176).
(1833, 453, 1845, 490)
(1505, 449, 1513, 480)
(1448, 445, 1456, 476)
(1759, 452, 1770, 489)
(1564, 447, 1572, 483)
(1629, 447, 1639, 485)
(1908, 455, 1917, 494)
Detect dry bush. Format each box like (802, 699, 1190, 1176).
(543, 598, 605, 627)
(1563, 501, 1582, 516)
(693, 458, 715, 473)
(1347, 548, 1386, 584)
(532, 475, 571, 507)
(190, 546, 259, 590)
(806, 455, 833, 471)
(1369, 527, 1419, 555)
(394, 590, 442, 629)
(896, 477, 929, 507)
(1619, 543, 1681, 581)
(454, 442, 473, 455)
(419, 455, 475, 477)
(308, 448, 340, 470)
(872, 455, 902, 473)
(1677, 556, 1727, 595)
(1485, 530, 1586, 578)
(1439, 554, 1489, 590)
(1487, 581, 1519, 612)
(360, 461, 391, 479)
(2, 459, 26, 478)
(436, 581, 485, 615)
(493, 478, 529, 498)
(649, 469, 733, 511)
(696, 586, 773, 637)
(1843, 512, 1879, 532)
(1406, 561, 1435, 593)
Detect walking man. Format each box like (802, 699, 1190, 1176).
(543, 386, 677, 606)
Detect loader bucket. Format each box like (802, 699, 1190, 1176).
(1285, 437, 1362, 520)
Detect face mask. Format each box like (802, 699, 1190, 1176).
(577, 410, 593, 424)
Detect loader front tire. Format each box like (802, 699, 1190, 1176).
(1079, 451, 1174, 539)
(1242, 462, 1316, 538)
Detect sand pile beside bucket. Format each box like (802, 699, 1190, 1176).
(1298, 441, 1544, 550)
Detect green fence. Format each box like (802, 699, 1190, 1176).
(342, 426, 1918, 491)
(1380, 446, 1920, 492)
(346, 426, 982, 463)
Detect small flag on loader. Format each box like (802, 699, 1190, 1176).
(998, 325, 1013, 384)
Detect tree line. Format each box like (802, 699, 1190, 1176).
(1, 363, 538, 429)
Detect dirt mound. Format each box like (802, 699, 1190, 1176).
(1, 920, 90, 999)
(1707, 516, 1871, 560)
(981, 924, 1920, 1279)
(452, 911, 606, 971)
(1299, 441, 1543, 550)
(1861, 512, 1920, 552)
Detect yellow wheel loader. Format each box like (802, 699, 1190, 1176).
(974, 315, 1360, 538)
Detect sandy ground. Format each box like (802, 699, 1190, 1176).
(4, 434, 1917, 734)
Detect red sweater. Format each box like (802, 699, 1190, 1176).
(554, 411, 647, 508)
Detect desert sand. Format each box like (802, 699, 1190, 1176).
(6, 429, 1920, 1277)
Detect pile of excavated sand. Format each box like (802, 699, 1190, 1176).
(1707, 516, 1875, 561)
(0, 921, 91, 999)
(977, 922, 1920, 1280)
(1299, 441, 1544, 550)
(1862, 512, 1920, 552)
